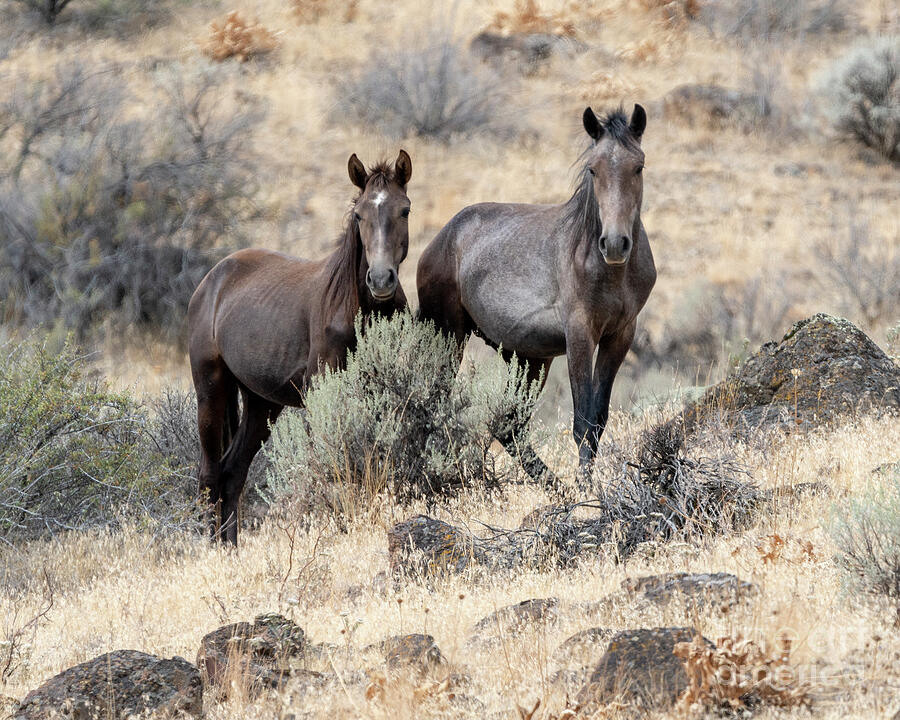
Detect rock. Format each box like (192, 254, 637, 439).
(387, 515, 518, 580)
(622, 572, 758, 612)
(551, 627, 614, 670)
(196, 613, 306, 697)
(382, 634, 445, 675)
(469, 598, 560, 646)
(470, 31, 584, 73)
(660, 83, 767, 130)
(576, 627, 711, 711)
(673, 314, 900, 439)
(14, 650, 201, 720)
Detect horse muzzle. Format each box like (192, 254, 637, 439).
(599, 234, 632, 266)
(366, 266, 399, 301)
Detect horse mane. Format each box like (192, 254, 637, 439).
(560, 108, 639, 257)
(322, 160, 397, 318)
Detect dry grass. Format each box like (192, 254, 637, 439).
(1, 414, 899, 718)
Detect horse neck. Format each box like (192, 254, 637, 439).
(322, 224, 368, 326)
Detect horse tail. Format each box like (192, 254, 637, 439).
(223, 382, 239, 452)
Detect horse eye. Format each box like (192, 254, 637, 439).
(353, 212, 362, 222)
(400, 208, 410, 218)
(636, 166, 644, 175)
(588, 167, 595, 176)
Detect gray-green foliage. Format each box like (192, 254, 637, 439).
(267, 313, 542, 516)
(830, 467, 900, 602)
(819, 36, 900, 162)
(0, 337, 197, 543)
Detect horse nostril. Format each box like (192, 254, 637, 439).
(365, 269, 373, 286)
(599, 236, 607, 253)
(621, 236, 632, 255)
(387, 268, 397, 285)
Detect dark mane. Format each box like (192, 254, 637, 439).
(559, 108, 640, 255)
(322, 160, 398, 317)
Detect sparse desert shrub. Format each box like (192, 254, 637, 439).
(701, 0, 851, 40)
(0, 338, 198, 543)
(202, 11, 279, 63)
(266, 313, 542, 520)
(815, 220, 900, 327)
(830, 467, 900, 607)
(12, 0, 73, 24)
(341, 34, 511, 141)
(818, 36, 900, 162)
(0, 62, 263, 343)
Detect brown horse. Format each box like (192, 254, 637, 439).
(417, 106, 655, 489)
(188, 150, 412, 544)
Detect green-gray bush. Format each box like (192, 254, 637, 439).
(0, 62, 263, 344)
(830, 468, 900, 603)
(340, 34, 512, 141)
(818, 36, 900, 162)
(266, 313, 542, 519)
(0, 337, 198, 543)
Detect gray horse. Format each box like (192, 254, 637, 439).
(417, 105, 656, 488)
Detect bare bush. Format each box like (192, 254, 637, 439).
(12, 0, 173, 33)
(12, 0, 73, 24)
(701, 0, 852, 41)
(0, 62, 263, 343)
(266, 313, 542, 522)
(818, 36, 900, 162)
(292, 0, 358, 24)
(341, 34, 512, 141)
(0, 338, 199, 543)
(815, 220, 900, 327)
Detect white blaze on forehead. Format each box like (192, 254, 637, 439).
(372, 191, 387, 207)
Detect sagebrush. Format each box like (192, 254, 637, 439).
(266, 313, 542, 520)
(0, 62, 262, 343)
(819, 36, 900, 162)
(0, 338, 197, 543)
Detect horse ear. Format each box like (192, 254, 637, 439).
(629, 103, 647, 139)
(583, 107, 602, 141)
(394, 149, 412, 187)
(348, 153, 367, 190)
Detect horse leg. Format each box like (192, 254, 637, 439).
(219, 389, 282, 546)
(566, 322, 600, 489)
(586, 324, 635, 464)
(193, 359, 236, 541)
(495, 353, 570, 498)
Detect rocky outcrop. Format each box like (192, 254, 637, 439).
(470, 32, 585, 73)
(672, 314, 900, 438)
(388, 514, 520, 580)
(196, 613, 306, 697)
(576, 627, 712, 711)
(381, 634, 445, 675)
(660, 83, 768, 130)
(13, 650, 201, 720)
(622, 572, 758, 613)
(469, 598, 561, 647)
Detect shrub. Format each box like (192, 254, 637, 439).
(12, 0, 173, 33)
(292, 0, 358, 24)
(12, 0, 72, 24)
(266, 313, 542, 521)
(815, 220, 900, 327)
(830, 467, 900, 607)
(0, 337, 197, 543)
(701, 0, 851, 41)
(201, 11, 279, 63)
(0, 62, 263, 343)
(818, 36, 900, 162)
(340, 34, 511, 141)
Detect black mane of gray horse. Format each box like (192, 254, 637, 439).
(417, 105, 656, 492)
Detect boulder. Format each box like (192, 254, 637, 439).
(622, 572, 758, 613)
(576, 627, 711, 711)
(196, 613, 306, 697)
(387, 515, 518, 580)
(469, 598, 561, 647)
(470, 32, 584, 73)
(551, 627, 614, 670)
(660, 83, 766, 130)
(13, 650, 201, 720)
(382, 634, 445, 675)
(673, 314, 900, 438)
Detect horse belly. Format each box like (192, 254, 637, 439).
(466, 291, 566, 357)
